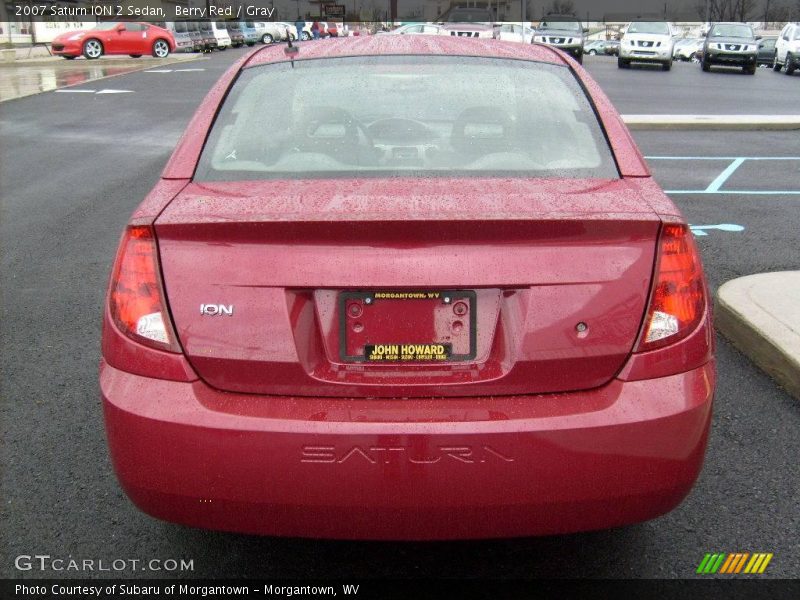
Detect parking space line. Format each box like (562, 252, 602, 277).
(54, 89, 96, 93)
(645, 156, 800, 160)
(705, 158, 746, 193)
(689, 224, 745, 236)
(664, 190, 800, 195)
(645, 156, 800, 195)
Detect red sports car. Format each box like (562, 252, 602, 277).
(52, 21, 175, 60)
(101, 37, 715, 540)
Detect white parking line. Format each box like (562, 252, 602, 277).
(145, 68, 206, 73)
(55, 88, 133, 95)
(644, 156, 800, 195)
(689, 224, 745, 236)
(664, 190, 800, 195)
(645, 156, 800, 160)
(705, 158, 746, 193)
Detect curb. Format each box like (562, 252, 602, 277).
(622, 114, 800, 130)
(715, 272, 800, 401)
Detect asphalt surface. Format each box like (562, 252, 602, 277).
(1, 46, 799, 580)
(0, 54, 203, 103)
(584, 54, 800, 114)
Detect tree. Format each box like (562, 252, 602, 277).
(695, 0, 760, 21)
(546, 1, 576, 16)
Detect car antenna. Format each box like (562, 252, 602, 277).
(284, 36, 299, 66)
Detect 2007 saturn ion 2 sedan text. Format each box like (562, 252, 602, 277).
(101, 37, 715, 540)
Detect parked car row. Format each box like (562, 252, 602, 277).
(163, 20, 348, 53)
(613, 20, 799, 76)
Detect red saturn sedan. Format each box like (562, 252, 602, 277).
(101, 37, 715, 540)
(52, 22, 174, 60)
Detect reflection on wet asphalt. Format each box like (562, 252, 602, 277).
(0, 65, 142, 101)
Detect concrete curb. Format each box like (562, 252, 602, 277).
(715, 271, 800, 400)
(623, 114, 800, 130)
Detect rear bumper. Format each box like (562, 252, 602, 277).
(101, 360, 715, 540)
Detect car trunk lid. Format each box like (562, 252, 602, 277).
(155, 177, 661, 397)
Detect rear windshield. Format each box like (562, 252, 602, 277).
(709, 24, 754, 38)
(195, 56, 618, 181)
(627, 22, 670, 35)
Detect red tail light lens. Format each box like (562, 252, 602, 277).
(636, 223, 706, 352)
(109, 226, 180, 353)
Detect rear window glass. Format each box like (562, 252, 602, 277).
(195, 56, 618, 181)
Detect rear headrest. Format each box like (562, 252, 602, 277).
(451, 107, 513, 154)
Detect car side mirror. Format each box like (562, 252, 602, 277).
(755, 35, 762, 40)
(116, 24, 126, 32)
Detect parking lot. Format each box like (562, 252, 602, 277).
(1, 47, 799, 579)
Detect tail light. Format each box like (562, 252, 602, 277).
(109, 225, 180, 353)
(636, 223, 706, 352)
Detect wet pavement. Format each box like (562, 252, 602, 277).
(0, 55, 204, 102)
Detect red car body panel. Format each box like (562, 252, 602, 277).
(102, 359, 714, 540)
(154, 178, 659, 397)
(101, 37, 715, 539)
(51, 23, 175, 58)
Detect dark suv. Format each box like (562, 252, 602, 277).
(701, 22, 759, 74)
(534, 15, 586, 64)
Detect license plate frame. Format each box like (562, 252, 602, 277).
(338, 290, 477, 363)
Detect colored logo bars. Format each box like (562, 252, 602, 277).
(697, 553, 773, 574)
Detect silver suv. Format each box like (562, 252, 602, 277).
(619, 21, 675, 70)
(774, 22, 800, 75)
